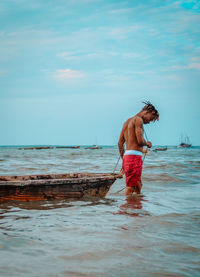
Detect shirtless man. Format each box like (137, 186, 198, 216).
(118, 101, 159, 195)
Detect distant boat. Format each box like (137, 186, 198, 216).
(178, 142, 191, 148)
(85, 145, 102, 150)
(0, 172, 122, 203)
(19, 146, 53, 150)
(85, 137, 102, 149)
(153, 147, 168, 151)
(56, 146, 80, 149)
(178, 135, 192, 148)
(19, 146, 81, 150)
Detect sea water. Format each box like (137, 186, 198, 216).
(0, 146, 200, 277)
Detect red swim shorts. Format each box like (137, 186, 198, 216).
(123, 155, 143, 187)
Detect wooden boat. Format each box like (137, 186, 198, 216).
(0, 172, 122, 203)
(153, 147, 168, 151)
(56, 146, 80, 149)
(19, 146, 53, 150)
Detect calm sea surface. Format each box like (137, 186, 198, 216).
(0, 146, 200, 277)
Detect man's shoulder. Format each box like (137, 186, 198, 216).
(125, 116, 141, 128)
(124, 115, 143, 127)
(135, 115, 143, 122)
(129, 115, 142, 123)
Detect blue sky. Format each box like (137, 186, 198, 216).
(0, 0, 200, 146)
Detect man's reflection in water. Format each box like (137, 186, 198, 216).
(118, 194, 146, 216)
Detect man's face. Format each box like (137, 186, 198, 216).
(143, 112, 155, 124)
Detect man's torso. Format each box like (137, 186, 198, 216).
(123, 116, 144, 152)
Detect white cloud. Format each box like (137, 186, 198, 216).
(58, 52, 79, 60)
(171, 62, 200, 71)
(188, 63, 200, 70)
(168, 54, 200, 72)
(106, 25, 143, 40)
(59, 51, 105, 60)
(190, 56, 200, 62)
(121, 52, 143, 59)
(164, 74, 181, 81)
(59, 50, 144, 61)
(109, 8, 135, 15)
(55, 68, 85, 80)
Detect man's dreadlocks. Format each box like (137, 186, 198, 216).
(142, 101, 159, 121)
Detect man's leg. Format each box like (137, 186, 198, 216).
(135, 181, 142, 194)
(125, 186, 137, 195)
(125, 182, 142, 195)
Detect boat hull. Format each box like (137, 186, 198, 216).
(0, 173, 122, 202)
(154, 147, 167, 151)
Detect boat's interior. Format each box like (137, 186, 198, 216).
(0, 172, 120, 181)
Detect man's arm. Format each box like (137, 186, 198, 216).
(118, 127, 125, 159)
(135, 117, 148, 147)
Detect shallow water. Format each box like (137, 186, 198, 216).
(0, 146, 200, 277)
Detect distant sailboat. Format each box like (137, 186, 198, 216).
(85, 136, 102, 149)
(85, 145, 102, 149)
(178, 134, 191, 148)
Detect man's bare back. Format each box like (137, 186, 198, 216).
(118, 114, 153, 159)
(121, 116, 145, 151)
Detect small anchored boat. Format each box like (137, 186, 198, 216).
(19, 146, 54, 150)
(178, 142, 191, 148)
(0, 172, 122, 203)
(153, 147, 168, 151)
(85, 145, 102, 149)
(56, 146, 80, 149)
(178, 135, 192, 148)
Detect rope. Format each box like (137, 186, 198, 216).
(142, 129, 149, 163)
(112, 154, 121, 174)
(144, 129, 148, 142)
(114, 186, 126, 193)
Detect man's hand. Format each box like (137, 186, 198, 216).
(146, 141, 152, 148)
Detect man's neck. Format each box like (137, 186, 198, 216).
(136, 111, 145, 119)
